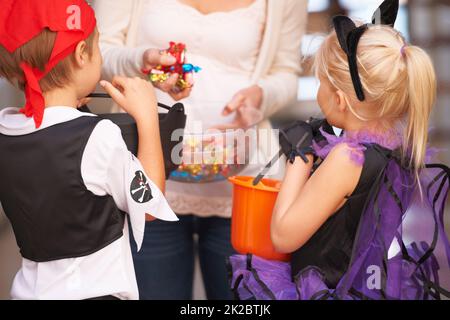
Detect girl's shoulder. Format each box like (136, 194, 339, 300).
(321, 141, 366, 167)
(313, 129, 400, 198)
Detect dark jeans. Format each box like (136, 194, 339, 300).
(130, 215, 236, 300)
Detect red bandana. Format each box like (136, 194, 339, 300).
(0, 0, 96, 128)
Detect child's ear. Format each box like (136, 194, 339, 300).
(335, 90, 348, 113)
(73, 40, 88, 68)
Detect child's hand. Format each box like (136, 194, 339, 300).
(100, 76, 158, 122)
(279, 121, 315, 164)
(101, 76, 165, 192)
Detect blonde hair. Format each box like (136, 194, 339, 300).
(315, 24, 437, 175)
(0, 28, 95, 92)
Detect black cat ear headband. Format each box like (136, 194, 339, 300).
(332, 0, 400, 101)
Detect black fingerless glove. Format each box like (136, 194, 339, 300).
(308, 117, 335, 141)
(279, 121, 315, 164)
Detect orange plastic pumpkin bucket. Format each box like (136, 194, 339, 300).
(228, 176, 290, 262)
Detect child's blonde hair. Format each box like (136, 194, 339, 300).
(315, 24, 437, 173)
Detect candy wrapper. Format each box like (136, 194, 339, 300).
(143, 42, 202, 90)
(170, 132, 249, 183)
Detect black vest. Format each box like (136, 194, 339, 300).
(290, 145, 391, 287)
(0, 116, 125, 262)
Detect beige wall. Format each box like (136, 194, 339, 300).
(0, 79, 24, 109)
(0, 81, 22, 299)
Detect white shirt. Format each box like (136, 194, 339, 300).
(136, 0, 267, 217)
(0, 106, 178, 300)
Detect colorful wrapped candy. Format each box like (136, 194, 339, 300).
(142, 42, 202, 90)
(170, 132, 249, 183)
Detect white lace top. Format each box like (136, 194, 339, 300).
(136, 0, 267, 217)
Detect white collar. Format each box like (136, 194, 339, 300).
(0, 106, 97, 136)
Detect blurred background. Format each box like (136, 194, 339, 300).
(1, 0, 449, 299)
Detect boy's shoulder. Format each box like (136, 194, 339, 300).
(84, 117, 128, 158)
(91, 117, 122, 136)
(0, 107, 108, 136)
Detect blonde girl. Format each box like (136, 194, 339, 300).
(228, 0, 450, 300)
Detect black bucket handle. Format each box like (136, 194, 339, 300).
(87, 93, 173, 111)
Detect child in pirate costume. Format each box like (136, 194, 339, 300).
(229, 0, 450, 300)
(0, 0, 178, 300)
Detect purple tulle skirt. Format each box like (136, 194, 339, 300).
(229, 254, 335, 300)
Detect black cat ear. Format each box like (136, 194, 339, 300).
(371, 0, 399, 26)
(333, 16, 357, 55)
(333, 16, 367, 101)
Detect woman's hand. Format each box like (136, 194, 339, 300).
(142, 48, 192, 101)
(213, 85, 264, 130)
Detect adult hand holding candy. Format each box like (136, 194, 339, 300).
(142, 48, 192, 101)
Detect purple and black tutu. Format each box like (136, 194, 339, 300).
(229, 130, 450, 300)
(229, 254, 339, 300)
